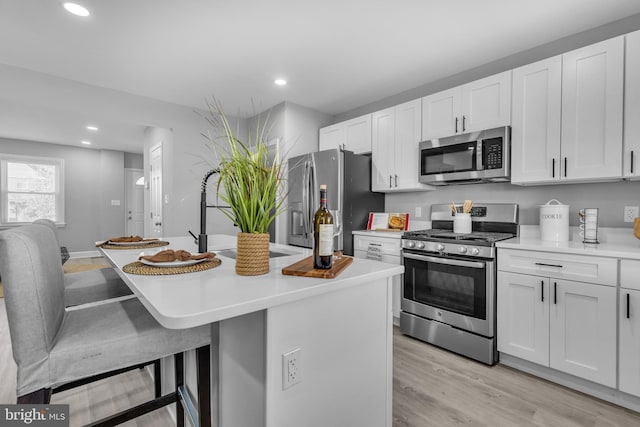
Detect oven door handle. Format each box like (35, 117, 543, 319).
(403, 252, 485, 269)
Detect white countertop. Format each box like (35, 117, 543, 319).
(100, 234, 404, 329)
(497, 226, 640, 259)
(352, 229, 403, 239)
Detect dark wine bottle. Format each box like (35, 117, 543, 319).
(313, 184, 333, 269)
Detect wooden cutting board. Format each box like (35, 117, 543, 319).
(282, 255, 353, 279)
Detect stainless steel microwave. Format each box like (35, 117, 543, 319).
(418, 126, 510, 185)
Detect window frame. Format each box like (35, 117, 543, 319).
(0, 153, 65, 227)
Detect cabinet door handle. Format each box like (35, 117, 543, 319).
(541, 280, 544, 302)
(554, 282, 557, 305)
(395, 174, 398, 187)
(627, 293, 631, 319)
(369, 243, 382, 247)
(462, 116, 466, 132)
(632, 151, 635, 174)
(535, 262, 563, 268)
(552, 158, 555, 178)
(564, 157, 567, 177)
(455, 117, 459, 133)
(389, 175, 392, 188)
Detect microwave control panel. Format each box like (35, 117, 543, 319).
(482, 137, 503, 169)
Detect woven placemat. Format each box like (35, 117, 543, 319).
(122, 258, 221, 275)
(99, 241, 170, 250)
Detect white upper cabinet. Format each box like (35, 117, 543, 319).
(421, 71, 511, 140)
(372, 99, 433, 192)
(625, 30, 640, 179)
(319, 114, 372, 154)
(512, 36, 624, 184)
(371, 107, 395, 191)
(421, 87, 460, 139)
(318, 124, 344, 152)
(511, 56, 562, 184)
(561, 36, 624, 181)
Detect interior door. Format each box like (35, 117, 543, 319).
(125, 168, 144, 236)
(150, 144, 163, 238)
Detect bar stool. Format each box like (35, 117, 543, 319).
(32, 219, 133, 307)
(0, 224, 212, 427)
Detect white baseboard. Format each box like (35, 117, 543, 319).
(500, 353, 640, 413)
(69, 250, 101, 259)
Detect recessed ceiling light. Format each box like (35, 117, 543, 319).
(63, 3, 90, 17)
(86, 125, 99, 131)
(81, 140, 92, 145)
(274, 79, 287, 86)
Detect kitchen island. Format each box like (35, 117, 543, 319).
(100, 234, 403, 427)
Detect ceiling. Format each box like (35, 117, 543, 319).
(2, 0, 640, 153)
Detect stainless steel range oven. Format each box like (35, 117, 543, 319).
(400, 203, 518, 365)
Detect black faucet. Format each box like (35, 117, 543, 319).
(198, 169, 218, 253)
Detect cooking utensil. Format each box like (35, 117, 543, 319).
(463, 200, 473, 214)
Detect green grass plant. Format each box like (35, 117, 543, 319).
(202, 98, 286, 234)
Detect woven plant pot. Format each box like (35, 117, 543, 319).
(235, 232, 270, 276)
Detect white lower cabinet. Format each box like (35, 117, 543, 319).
(353, 233, 402, 324)
(497, 249, 617, 388)
(619, 288, 640, 396)
(497, 272, 549, 365)
(620, 260, 640, 397)
(549, 278, 616, 387)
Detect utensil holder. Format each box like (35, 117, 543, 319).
(453, 213, 472, 234)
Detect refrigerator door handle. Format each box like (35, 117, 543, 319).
(309, 156, 318, 238)
(301, 160, 310, 239)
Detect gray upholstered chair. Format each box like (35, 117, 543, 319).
(0, 224, 212, 426)
(33, 218, 69, 264)
(33, 219, 133, 307)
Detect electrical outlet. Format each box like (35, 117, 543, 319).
(282, 348, 301, 389)
(624, 206, 639, 223)
(415, 207, 422, 218)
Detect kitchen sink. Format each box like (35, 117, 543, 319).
(216, 249, 299, 259)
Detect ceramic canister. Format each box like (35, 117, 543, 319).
(539, 199, 569, 242)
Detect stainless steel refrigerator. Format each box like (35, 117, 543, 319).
(287, 149, 384, 255)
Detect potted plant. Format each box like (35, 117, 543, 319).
(202, 98, 286, 275)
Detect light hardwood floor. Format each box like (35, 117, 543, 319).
(2, 258, 640, 426)
(393, 327, 640, 426)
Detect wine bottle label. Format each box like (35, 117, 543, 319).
(318, 224, 333, 256)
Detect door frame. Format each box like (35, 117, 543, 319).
(124, 168, 144, 236)
(149, 143, 163, 238)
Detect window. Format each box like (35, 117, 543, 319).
(0, 154, 64, 226)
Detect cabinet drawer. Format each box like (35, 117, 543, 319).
(621, 259, 640, 291)
(353, 235, 401, 256)
(498, 249, 617, 286)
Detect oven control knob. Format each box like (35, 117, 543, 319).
(458, 246, 468, 254)
(405, 241, 415, 248)
(416, 242, 425, 249)
(470, 247, 480, 256)
(436, 244, 445, 252)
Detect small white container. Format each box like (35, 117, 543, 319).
(453, 213, 472, 234)
(540, 199, 569, 242)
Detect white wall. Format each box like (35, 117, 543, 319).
(1, 65, 258, 243)
(387, 181, 640, 229)
(0, 137, 133, 251)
